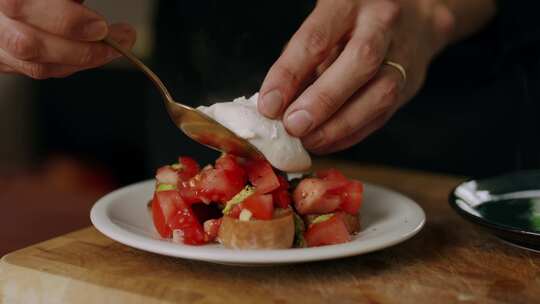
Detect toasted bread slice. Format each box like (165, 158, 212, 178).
(218, 208, 294, 249)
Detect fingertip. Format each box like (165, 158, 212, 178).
(257, 89, 283, 118)
(108, 23, 137, 49)
(81, 19, 108, 41)
(284, 110, 314, 137)
(123, 24, 138, 48)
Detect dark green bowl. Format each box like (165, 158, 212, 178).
(449, 170, 540, 252)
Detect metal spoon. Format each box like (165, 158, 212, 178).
(103, 37, 264, 160)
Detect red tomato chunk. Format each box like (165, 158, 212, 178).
(177, 156, 200, 181)
(305, 215, 351, 247)
(169, 207, 206, 245)
(272, 174, 292, 209)
(340, 180, 363, 215)
(242, 194, 274, 220)
(245, 159, 280, 194)
(203, 218, 222, 242)
(293, 172, 364, 216)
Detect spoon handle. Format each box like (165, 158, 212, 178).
(103, 37, 174, 103)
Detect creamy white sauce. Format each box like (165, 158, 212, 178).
(197, 93, 312, 172)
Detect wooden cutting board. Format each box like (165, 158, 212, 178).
(1, 162, 540, 304)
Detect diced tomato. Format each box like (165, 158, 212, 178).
(198, 167, 244, 203)
(229, 204, 243, 218)
(178, 161, 246, 205)
(157, 189, 187, 210)
(273, 190, 291, 208)
(168, 207, 206, 245)
(272, 175, 291, 208)
(152, 189, 214, 245)
(155, 165, 178, 185)
(245, 160, 280, 194)
(340, 180, 363, 215)
(191, 155, 246, 203)
(215, 154, 241, 172)
(316, 168, 349, 193)
(156, 157, 199, 188)
(305, 215, 351, 247)
(178, 180, 201, 205)
(276, 174, 290, 189)
(203, 218, 222, 242)
(177, 156, 200, 181)
(215, 155, 245, 180)
(335, 211, 361, 234)
(242, 194, 274, 220)
(152, 190, 185, 238)
(321, 195, 342, 211)
(316, 168, 347, 181)
(217, 154, 247, 193)
(151, 194, 172, 238)
(223, 169, 247, 193)
(293, 178, 341, 214)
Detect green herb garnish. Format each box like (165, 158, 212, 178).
(223, 185, 255, 214)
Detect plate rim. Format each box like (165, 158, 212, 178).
(91, 180, 426, 264)
(449, 176, 540, 239)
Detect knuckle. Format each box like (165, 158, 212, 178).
(78, 46, 98, 66)
(304, 26, 330, 61)
(377, 78, 400, 111)
(5, 30, 38, 60)
(350, 38, 383, 77)
(305, 128, 328, 149)
(52, 14, 77, 38)
(272, 63, 300, 87)
(339, 115, 358, 137)
(0, 0, 24, 18)
(24, 63, 49, 79)
(361, 43, 381, 71)
(311, 90, 337, 115)
(376, 0, 401, 29)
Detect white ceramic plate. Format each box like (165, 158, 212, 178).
(91, 180, 425, 265)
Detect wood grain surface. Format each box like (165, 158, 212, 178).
(1, 161, 539, 304)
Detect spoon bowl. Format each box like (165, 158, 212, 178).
(104, 37, 264, 161)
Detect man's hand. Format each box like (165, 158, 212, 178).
(0, 0, 136, 79)
(258, 0, 460, 154)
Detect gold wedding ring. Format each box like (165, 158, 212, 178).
(384, 60, 407, 84)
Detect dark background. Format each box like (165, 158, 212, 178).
(34, 1, 540, 186)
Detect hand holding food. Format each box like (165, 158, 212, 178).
(258, 0, 456, 154)
(0, 0, 136, 78)
(197, 93, 311, 172)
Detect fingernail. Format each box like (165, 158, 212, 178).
(302, 130, 324, 149)
(285, 110, 313, 137)
(259, 90, 283, 118)
(83, 20, 108, 40)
